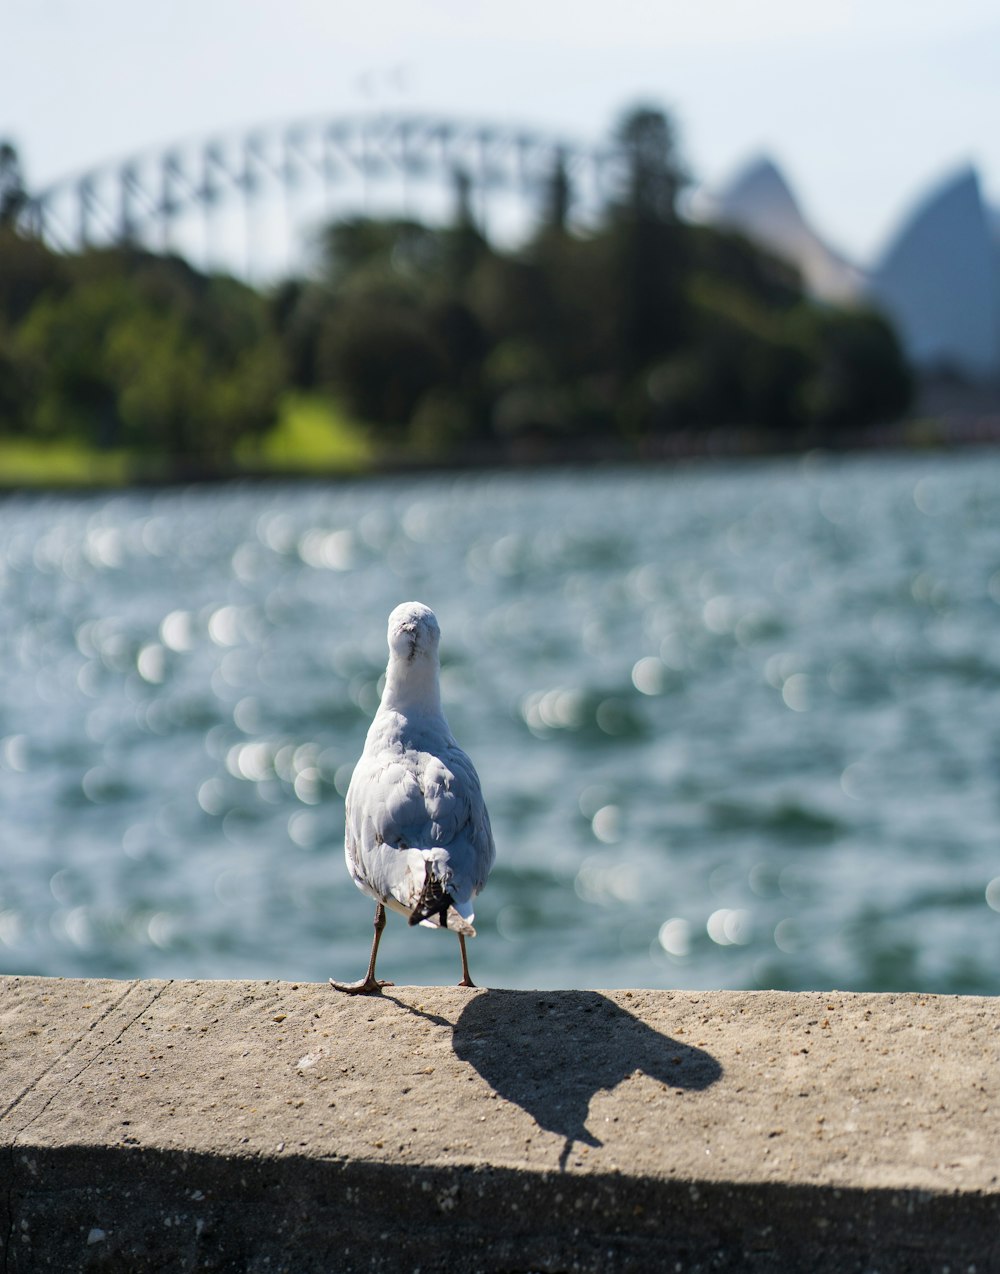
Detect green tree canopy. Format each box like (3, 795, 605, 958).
(11, 250, 284, 459)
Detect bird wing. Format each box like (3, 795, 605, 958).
(430, 740, 496, 895)
(345, 733, 495, 911)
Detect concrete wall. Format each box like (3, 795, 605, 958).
(2, 976, 998, 1271)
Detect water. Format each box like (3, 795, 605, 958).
(1, 451, 999, 993)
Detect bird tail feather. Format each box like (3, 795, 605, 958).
(407, 855, 475, 937)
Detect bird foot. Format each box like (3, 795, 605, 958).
(457, 977, 476, 988)
(328, 977, 394, 995)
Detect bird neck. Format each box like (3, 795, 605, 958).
(381, 653, 444, 719)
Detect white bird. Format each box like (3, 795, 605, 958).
(330, 602, 496, 994)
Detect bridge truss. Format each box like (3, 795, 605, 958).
(19, 112, 621, 278)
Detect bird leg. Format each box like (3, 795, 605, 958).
(329, 903, 394, 994)
(457, 933, 475, 988)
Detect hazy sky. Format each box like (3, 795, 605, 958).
(5, 0, 997, 265)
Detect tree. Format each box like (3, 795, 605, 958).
(615, 106, 685, 225)
(0, 228, 67, 328)
(14, 249, 284, 459)
(801, 307, 913, 439)
(607, 106, 691, 386)
(318, 302, 445, 428)
(541, 148, 572, 235)
(0, 142, 27, 228)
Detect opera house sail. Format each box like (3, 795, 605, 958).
(696, 156, 862, 304)
(869, 168, 1000, 383)
(701, 156, 1000, 388)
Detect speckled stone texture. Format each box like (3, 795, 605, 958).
(1, 977, 999, 1271)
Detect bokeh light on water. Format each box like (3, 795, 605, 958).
(1, 450, 999, 992)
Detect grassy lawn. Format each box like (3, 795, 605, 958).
(0, 437, 132, 487)
(0, 395, 375, 488)
(236, 393, 374, 474)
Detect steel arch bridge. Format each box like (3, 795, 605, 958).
(19, 112, 621, 274)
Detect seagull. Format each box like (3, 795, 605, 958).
(330, 602, 496, 994)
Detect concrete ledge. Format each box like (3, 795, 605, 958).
(2, 977, 998, 1271)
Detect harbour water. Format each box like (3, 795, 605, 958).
(1, 450, 999, 992)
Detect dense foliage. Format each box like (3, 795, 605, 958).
(0, 239, 284, 465)
(0, 108, 913, 472)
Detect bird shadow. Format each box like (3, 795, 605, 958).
(384, 988, 722, 1170)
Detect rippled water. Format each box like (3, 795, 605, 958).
(1, 451, 999, 993)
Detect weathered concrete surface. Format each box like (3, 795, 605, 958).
(1, 977, 998, 1271)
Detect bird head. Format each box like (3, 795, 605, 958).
(387, 601, 441, 665)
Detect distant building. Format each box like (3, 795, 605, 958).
(869, 167, 1000, 383)
(693, 156, 863, 304)
(697, 157, 1000, 385)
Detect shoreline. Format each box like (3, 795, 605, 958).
(2, 410, 1000, 496)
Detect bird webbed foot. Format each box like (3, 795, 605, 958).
(328, 976, 394, 995)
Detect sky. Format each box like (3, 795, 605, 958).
(5, 0, 998, 268)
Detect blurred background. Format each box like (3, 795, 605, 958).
(1, 1, 998, 991)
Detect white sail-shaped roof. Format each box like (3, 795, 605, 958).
(695, 156, 864, 304)
(869, 167, 1000, 381)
